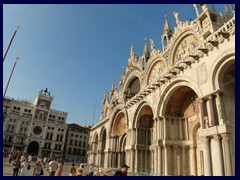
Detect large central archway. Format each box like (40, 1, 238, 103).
(163, 85, 200, 176)
(27, 141, 39, 156)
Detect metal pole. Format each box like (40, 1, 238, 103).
(3, 25, 19, 63)
(3, 57, 19, 99)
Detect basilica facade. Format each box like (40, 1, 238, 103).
(88, 4, 235, 176)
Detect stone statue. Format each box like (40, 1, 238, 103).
(204, 116, 209, 128)
(150, 39, 160, 57)
(130, 44, 135, 57)
(173, 11, 181, 26)
(150, 39, 155, 51)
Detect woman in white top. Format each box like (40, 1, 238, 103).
(20, 158, 29, 176)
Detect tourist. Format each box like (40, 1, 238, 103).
(69, 163, 76, 176)
(76, 164, 84, 176)
(28, 154, 32, 163)
(33, 161, 42, 176)
(114, 164, 129, 176)
(55, 160, 63, 176)
(20, 154, 25, 163)
(19, 158, 30, 176)
(12, 157, 21, 176)
(88, 163, 94, 176)
(48, 158, 58, 176)
(8, 152, 12, 163)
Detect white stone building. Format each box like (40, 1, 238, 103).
(3, 88, 68, 158)
(88, 4, 235, 176)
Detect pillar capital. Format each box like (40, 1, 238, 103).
(208, 94, 213, 100)
(220, 133, 230, 140)
(213, 134, 221, 141)
(200, 136, 209, 143)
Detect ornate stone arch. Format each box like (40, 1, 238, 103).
(209, 49, 235, 90)
(110, 109, 128, 137)
(169, 29, 200, 66)
(121, 70, 141, 101)
(133, 101, 154, 129)
(145, 58, 168, 85)
(100, 126, 107, 139)
(92, 132, 99, 143)
(209, 49, 235, 125)
(156, 77, 202, 117)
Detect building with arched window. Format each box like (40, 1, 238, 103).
(3, 88, 68, 158)
(88, 4, 235, 176)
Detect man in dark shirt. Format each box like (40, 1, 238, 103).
(114, 164, 129, 176)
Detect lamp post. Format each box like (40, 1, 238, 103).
(3, 57, 19, 99)
(3, 25, 19, 63)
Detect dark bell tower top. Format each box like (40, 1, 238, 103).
(34, 88, 53, 108)
(40, 87, 51, 96)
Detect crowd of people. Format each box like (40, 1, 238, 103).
(5, 150, 130, 176)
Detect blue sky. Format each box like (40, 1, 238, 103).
(3, 4, 227, 126)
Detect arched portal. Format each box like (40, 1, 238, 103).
(135, 105, 154, 174)
(220, 63, 235, 124)
(100, 128, 106, 167)
(111, 111, 127, 168)
(163, 86, 199, 176)
(27, 141, 39, 156)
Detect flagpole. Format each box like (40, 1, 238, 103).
(3, 57, 19, 99)
(3, 25, 19, 63)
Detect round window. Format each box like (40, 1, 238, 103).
(33, 126, 42, 135)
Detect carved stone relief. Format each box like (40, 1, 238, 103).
(148, 61, 167, 84)
(197, 62, 208, 84)
(174, 34, 199, 64)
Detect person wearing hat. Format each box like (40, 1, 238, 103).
(114, 164, 129, 176)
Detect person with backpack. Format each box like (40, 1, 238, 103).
(12, 157, 21, 176)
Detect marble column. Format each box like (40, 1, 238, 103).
(164, 145, 169, 175)
(208, 95, 217, 126)
(221, 133, 232, 176)
(213, 134, 224, 175)
(182, 145, 186, 176)
(130, 150, 133, 173)
(179, 118, 183, 140)
(163, 118, 167, 139)
(159, 117, 163, 139)
(173, 145, 178, 176)
(135, 148, 138, 173)
(201, 136, 212, 176)
(199, 99, 205, 129)
(154, 118, 157, 140)
(190, 145, 197, 176)
(215, 92, 225, 125)
(158, 146, 162, 176)
(145, 150, 148, 172)
(185, 119, 189, 140)
(154, 147, 158, 176)
(133, 128, 136, 144)
(141, 149, 144, 172)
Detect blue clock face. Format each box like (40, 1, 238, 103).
(33, 126, 42, 135)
